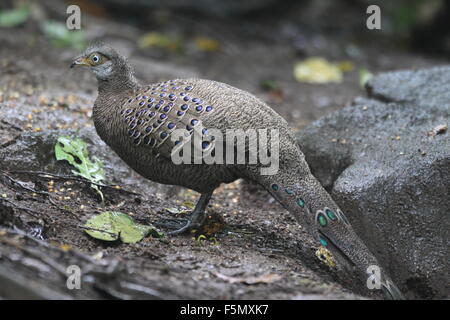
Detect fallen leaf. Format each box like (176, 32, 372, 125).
(55, 136, 105, 201)
(138, 32, 182, 52)
(259, 79, 279, 92)
(315, 247, 336, 268)
(359, 68, 373, 88)
(337, 60, 355, 72)
(182, 201, 195, 209)
(194, 37, 220, 51)
(294, 57, 343, 84)
(59, 244, 72, 251)
(428, 124, 448, 136)
(214, 272, 282, 284)
(84, 211, 163, 243)
(165, 207, 181, 214)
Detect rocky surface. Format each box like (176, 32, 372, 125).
(297, 66, 450, 299)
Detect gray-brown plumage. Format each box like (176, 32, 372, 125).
(71, 42, 404, 299)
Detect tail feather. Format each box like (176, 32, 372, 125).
(248, 165, 403, 299)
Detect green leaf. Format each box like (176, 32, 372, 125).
(40, 21, 86, 50)
(84, 211, 163, 243)
(55, 136, 105, 201)
(182, 201, 195, 209)
(259, 80, 279, 92)
(165, 207, 181, 214)
(359, 68, 373, 88)
(0, 6, 30, 28)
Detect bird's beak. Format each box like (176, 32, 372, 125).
(70, 56, 89, 68)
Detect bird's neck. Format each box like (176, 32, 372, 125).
(97, 64, 138, 96)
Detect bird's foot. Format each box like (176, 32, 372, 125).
(165, 210, 206, 235)
(166, 219, 202, 235)
(155, 209, 206, 235)
(157, 192, 214, 236)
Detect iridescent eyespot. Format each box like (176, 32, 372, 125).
(317, 212, 328, 227)
(325, 208, 337, 221)
(285, 188, 294, 195)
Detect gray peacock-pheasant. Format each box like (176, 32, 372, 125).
(70, 42, 404, 299)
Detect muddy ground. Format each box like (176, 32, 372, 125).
(0, 1, 447, 299)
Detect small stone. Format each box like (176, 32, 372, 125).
(428, 124, 448, 136)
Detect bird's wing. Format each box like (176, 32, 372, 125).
(117, 80, 216, 161)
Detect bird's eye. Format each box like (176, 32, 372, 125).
(92, 55, 99, 63)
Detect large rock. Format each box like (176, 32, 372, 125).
(296, 66, 450, 299)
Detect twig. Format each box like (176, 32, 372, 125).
(0, 198, 46, 221)
(8, 170, 140, 196)
(0, 119, 23, 132)
(0, 171, 78, 217)
(1, 171, 50, 196)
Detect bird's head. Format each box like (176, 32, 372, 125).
(314, 208, 405, 300)
(70, 42, 136, 90)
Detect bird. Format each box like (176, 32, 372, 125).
(70, 42, 404, 299)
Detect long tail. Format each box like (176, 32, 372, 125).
(243, 145, 404, 299)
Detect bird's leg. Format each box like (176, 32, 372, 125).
(167, 191, 213, 235)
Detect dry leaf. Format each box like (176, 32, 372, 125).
(194, 37, 220, 51)
(294, 57, 343, 84)
(214, 272, 282, 284)
(428, 124, 448, 136)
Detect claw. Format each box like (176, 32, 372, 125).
(167, 220, 194, 235)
